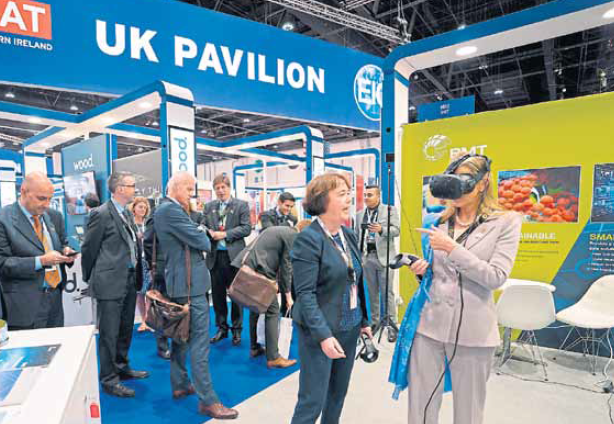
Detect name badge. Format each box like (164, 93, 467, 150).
(45, 265, 59, 273)
(350, 284, 358, 310)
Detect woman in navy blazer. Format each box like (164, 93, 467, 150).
(290, 173, 372, 424)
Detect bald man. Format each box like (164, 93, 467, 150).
(154, 172, 238, 419)
(0, 172, 76, 330)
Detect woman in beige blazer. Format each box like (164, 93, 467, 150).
(408, 154, 522, 424)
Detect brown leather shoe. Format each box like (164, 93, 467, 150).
(198, 402, 239, 420)
(267, 357, 298, 369)
(172, 384, 196, 399)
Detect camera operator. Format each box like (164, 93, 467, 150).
(391, 154, 522, 424)
(354, 184, 400, 342)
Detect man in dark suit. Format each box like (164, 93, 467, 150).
(47, 208, 75, 290)
(260, 192, 298, 230)
(81, 171, 149, 398)
(203, 174, 251, 346)
(155, 172, 238, 420)
(0, 172, 76, 330)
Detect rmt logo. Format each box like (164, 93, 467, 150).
(0, 0, 52, 40)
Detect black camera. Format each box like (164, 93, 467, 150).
(357, 334, 379, 363)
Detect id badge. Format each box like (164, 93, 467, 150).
(45, 265, 59, 273)
(350, 284, 358, 310)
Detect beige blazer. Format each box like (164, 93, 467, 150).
(416, 212, 522, 348)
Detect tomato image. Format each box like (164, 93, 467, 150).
(540, 195, 555, 205)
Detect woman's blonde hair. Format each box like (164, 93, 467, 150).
(129, 196, 150, 217)
(440, 154, 502, 222)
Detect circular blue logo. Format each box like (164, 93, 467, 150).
(354, 64, 383, 121)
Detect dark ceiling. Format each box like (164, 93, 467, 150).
(1, 0, 613, 160)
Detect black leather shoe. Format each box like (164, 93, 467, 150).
(119, 369, 150, 381)
(103, 383, 135, 398)
(157, 349, 171, 360)
(250, 345, 265, 358)
(210, 329, 228, 344)
(232, 330, 241, 346)
(388, 329, 398, 343)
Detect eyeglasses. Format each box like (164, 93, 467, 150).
(121, 184, 136, 188)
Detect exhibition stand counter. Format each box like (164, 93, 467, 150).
(0, 325, 100, 424)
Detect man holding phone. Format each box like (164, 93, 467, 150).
(354, 184, 400, 342)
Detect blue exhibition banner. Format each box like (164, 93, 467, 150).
(0, 0, 383, 131)
(417, 96, 475, 122)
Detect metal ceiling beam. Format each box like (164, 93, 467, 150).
(265, 0, 403, 43)
(542, 39, 558, 101)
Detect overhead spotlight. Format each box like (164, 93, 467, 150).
(137, 147, 144, 153)
(152, 120, 159, 126)
(243, 118, 251, 123)
(494, 89, 504, 95)
(456, 45, 478, 56)
(409, 105, 416, 111)
(70, 104, 79, 111)
(561, 87, 567, 93)
(28, 117, 42, 124)
(5, 92, 15, 99)
(479, 64, 489, 70)
(281, 15, 296, 31)
(458, 23, 467, 30)
(603, 7, 614, 19)
(200, 128, 208, 134)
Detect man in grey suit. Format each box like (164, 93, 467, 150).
(81, 171, 148, 398)
(0, 172, 76, 330)
(154, 172, 238, 420)
(355, 184, 400, 342)
(203, 174, 251, 346)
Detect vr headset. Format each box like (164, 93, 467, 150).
(429, 154, 492, 200)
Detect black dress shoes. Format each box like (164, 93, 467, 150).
(250, 345, 265, 358)
(157, 349, 171, 360)
(232, 329, 241, 346)
(210, 329, 228, 344)
(119, 369, 150, 381)
(103, 383, 135, 398)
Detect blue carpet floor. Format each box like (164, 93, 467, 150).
(100, 308, 300, 423)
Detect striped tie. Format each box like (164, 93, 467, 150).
(32, 216, 61, 289)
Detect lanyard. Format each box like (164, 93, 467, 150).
(316, 217, 355, 282)
(447, 214, 485, 246)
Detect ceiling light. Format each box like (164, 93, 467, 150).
(243, 118, 251, 123)
(5, 92, 15, 99)
(102, 117, 114, 124)
(70, 104, 79, 111)
(479, 64, 489, 70)
(456, 45, 478, 56)
(28, 117, 42, 124)
(281, 21, 295, 31)
(200, 128, 208, 134)
(152, 120, 159, 126)
(139, 101, 152, 109)
(561, 87, 567, 93)
(494, 89, 504, 95)
(458, 24, 467, 30)
(409, 106, 416, 111)
(603, 7, 614, 19)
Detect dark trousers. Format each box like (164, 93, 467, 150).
(170, 294, 220, 406)
(8, 288, 64, 331)
(249, 296, 280, 361)
(291, 324, 361, 424)
(97, 274, 137, 386)
(211, 250, 242, 331)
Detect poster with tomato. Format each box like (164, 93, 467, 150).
(497, 166, 581, 223)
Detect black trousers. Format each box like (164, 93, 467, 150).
(97, 273, 137, 386)
(8, 288, 64, 331)
(291, 324, 361, 424)
(211, 250, 243, 331)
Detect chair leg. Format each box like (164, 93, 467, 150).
(530, 331, 549, 381)
(558, 326, 576, 351)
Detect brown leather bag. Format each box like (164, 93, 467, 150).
(145, 238, 191, 343)
(228, 235, 278, 314)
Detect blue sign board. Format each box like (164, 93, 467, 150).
(417, 95, 475, 122)
(0, 0, 383, 131)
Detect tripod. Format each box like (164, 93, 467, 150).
(372, 161, 399, 343)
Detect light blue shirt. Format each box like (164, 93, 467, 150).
(217, 200, 229, 250)
(18, 203, 53, 271)
(111, 198, 125, 214)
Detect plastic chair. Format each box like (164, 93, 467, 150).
(496, 283, 556, 380)
(555, 275, 614, 374)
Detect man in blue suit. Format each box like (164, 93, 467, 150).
(154, 172, 238, 420)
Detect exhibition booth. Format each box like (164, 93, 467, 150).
(1, 0, 614, 422)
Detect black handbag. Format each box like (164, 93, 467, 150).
(145, 237, 191, 343)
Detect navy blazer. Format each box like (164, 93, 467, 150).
(291, 220, 369, 342)
(154, 199, 211, 298)
(203, 198, 252, 267)
(0, 202, 64, 327)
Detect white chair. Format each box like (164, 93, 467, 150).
(496, 283, 556, 380)
(555, 275, 614, 374)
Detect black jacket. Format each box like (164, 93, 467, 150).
(231, 226, 297, 294)
(260, 208, 298, 230)
(81, 200, 143, 300)
(203, 197, 251, 267)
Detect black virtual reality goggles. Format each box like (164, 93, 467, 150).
(429, 153, 492, 200)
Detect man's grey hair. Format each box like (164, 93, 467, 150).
(107, 171, 133, 194)
(167, 172, 196, 194)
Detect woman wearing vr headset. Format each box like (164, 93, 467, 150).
(399, 154, 522, 424)
(289, 173, 372, 424)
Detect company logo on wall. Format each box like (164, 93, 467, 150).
(169, 127, 195, 177)
(423, 135, 451, 161)
(73, 154, 94, 172)
(353, 64, 382, 121)
(0, 0, 53, 50)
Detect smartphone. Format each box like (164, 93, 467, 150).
(66, 251, 80, 257)
(361, 223, 369, 230)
